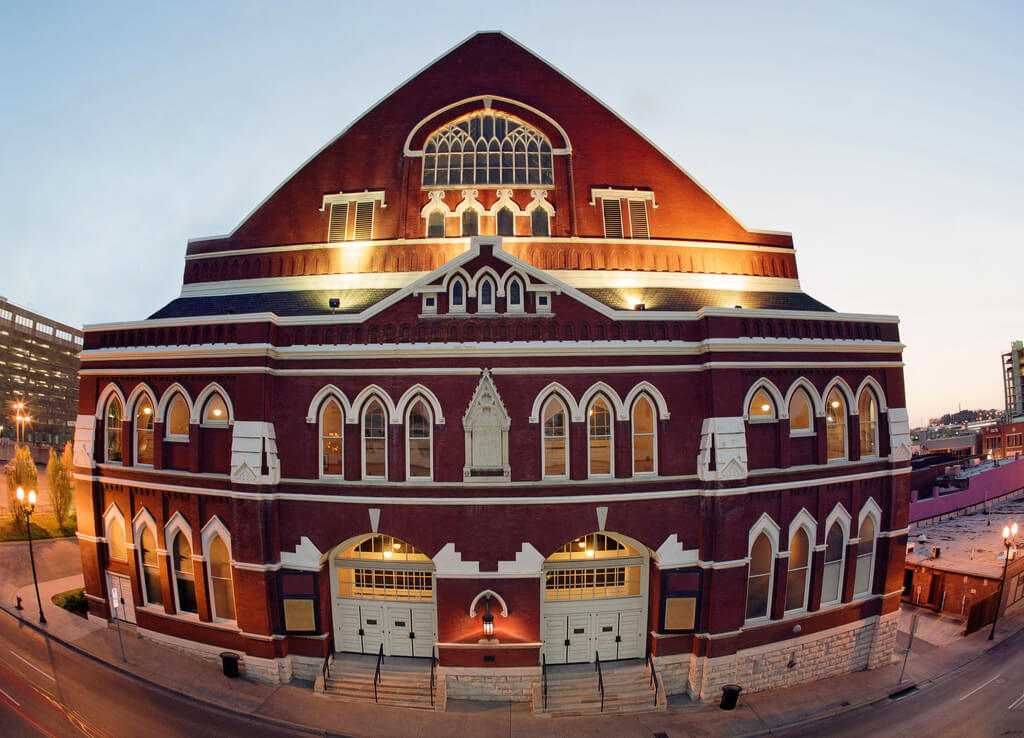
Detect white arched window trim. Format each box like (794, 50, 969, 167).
(305, 385, 353, 424)
(348, 386, 398, 425)
(95, 383, 127, 419)
(540, 394, 570, 481)
(821, 503, 852, 606)
(577, 382, 626, 422)
(103, 503, 128, 561)
(630, 392, 659, 477)
(127, 384, 157, 467)
(586, 394, 614, 478)
(854, 376, 888, 413)
(622, 381, 670, 421)
(201, 516, 236, 622)
(503, 273, 526, 314)
(156, 383, 194, 424)
(745, 513, 781, 623)
(360, 395, 389, 480)
(528, 383, 579, 424)
(853, 498, 882, 598)
(318, 397, 345, 479)
(165, 511, 196, 616)
(469, 266, 504, 297)
(404, 397, 434, 481)
(192, 382, 234, 427)
(133, 507, 161, 607)
(784, 377, 824, 414)
(395, 384, 445, 425)
(742, 379, 784, 422)
(487, 190, 525, 217)
(785, 509, 817, 614)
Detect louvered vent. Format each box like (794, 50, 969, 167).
(353, 201, 374, 241)
(328, 203, 348, 242)
(602, 199, 623, 238)
(628, 200, 649, 239)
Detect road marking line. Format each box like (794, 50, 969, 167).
(9, 650, 56, 682)
(960, 674, 1001, 701)
(1009, 692, 1024, 710)
(0, 686, 20, 706)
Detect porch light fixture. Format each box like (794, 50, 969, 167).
(482, 596, 494, 638)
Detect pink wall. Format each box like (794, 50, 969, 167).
(910, 458, 1024, 522)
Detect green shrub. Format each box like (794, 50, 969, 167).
(52, 587, 87, 618)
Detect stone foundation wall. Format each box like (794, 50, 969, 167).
(439, 666, 540, 702)
(136, 626, 292, 684)
(654, 613, 898, 702)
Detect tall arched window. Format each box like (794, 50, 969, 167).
(450, 279, 465, 313)
(407, 399, 432, 480)
(854, 516, 876, 596)
(135, 396, 154, 465)
(320, 399, 343, 477)
(821, 522, 846, 604)
(785, 528, 810, 612)
(462, 209, 479, 236)
(506, 278, 524, 313)
(203, 393, 228, 424)
(427, 211, 445, 238)
(748, 389, 776, 420)
(479, 278, 495, 313)
(826, 388, 847, 460)
(172, 532, 197, 614)
(208, 535, 235, 621)
(107, 516, 127, 561)
(496, 207, 514, 236)
(167, 394, 189, 438)
(632, 396, 656, 474)
(542, 397, 568, 478)
(139, 525, 162, 606)
(363, 400, 387, 479)
(105, 397, 123, 462)
(858, 390, 878, 457)
(588, 397, 612, 477)
(746, 532, 773, 620)
(530, 208, 550, 237)
(788, 388, 813, 435)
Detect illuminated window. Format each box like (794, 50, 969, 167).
(320, 399, 343, 477)
(422, 111, 554, 188)
(542, 396, 568, 478)
(821, 523, 845, 604)
(588, 397, 612, 477)
(203, 393, 228, 425)
(748, 389, 776, 420)
(632, 396, 656, 474)
(336, 535, 432, 602)
(544, 533, 643, 601)
(746, 532, 774, 620)
(788, 389, 813, 435)
(826, 388, 847, 460)
(207, 534, 235, 621)
(785, 528, 810, 612)
(135, 396, 154, 466)
(406, 400, 432, 480)
(362, 400, 387, 479)
(858, 389, 878, 457)
(167, 394, 189, 438)
(106, 513, 127, 561)
(105, 396, 123, 463)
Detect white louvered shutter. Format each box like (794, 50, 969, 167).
(328, 203, 349, 242)
(602, 198, 623, 238)
(628, 200, 649, 239)
(353, 201, 374, 240)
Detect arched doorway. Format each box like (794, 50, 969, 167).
(541, 532, 649, 664)
(329, 534, 436, 658)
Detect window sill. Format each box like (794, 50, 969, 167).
(136, 605, 240, 632)
(789, 431, 816, 438)
(165, 436, 189, 443)
(747, 418, 777, 425)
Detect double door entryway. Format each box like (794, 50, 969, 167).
(542, 606, 644, 664)
(335, 600, 436, 658)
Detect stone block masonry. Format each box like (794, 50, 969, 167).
(440, 666, 540, 702)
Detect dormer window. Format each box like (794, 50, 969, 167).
(450, 279, 466, 313)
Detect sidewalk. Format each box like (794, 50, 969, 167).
(3, 573, 1024, 737)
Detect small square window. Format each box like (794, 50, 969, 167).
(536, 293, 551, 314)
(422, 295, 437, 314)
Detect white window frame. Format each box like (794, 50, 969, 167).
(422, 294, 438, 314)
(319, 398, 344, 480)
(820, 505, 851, 607)
(858, 388, 879, 458)
(505, 276, 525, 314)
(134, 509, 161, 607)
(104, 395, 124, 463)
(825, 387, 849, 462)
(541, 395, 569, 480)
(787, 387, 816, 437)
(103, 503, 128, 562)
(630, 395, 658, 476)
(201, 516, 236, 623)
(745, 514, 781, 624)
(131, 392, 156, 467)
(405, 399, 433, 481)
(535, 292, 551, 314)
(477, 277, 496, 314)
(449, 278, 467, 314)
(164, 393, 191, 441)
(784, 510, 817, 614)
(853, 501, 881, 598)
(321, 191, 386, 243)
(587, 396, 614, 479)
(165, 513, 196, 615)
(361, 399, 388, 480)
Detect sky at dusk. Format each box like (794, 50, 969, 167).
(1, 1, 1021, 426)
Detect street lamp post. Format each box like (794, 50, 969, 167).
(12, 401, 30, 445)
(989, 521, 1018, 641)
(15, 486, 46, 624)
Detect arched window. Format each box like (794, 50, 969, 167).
(363, 400, 387, 479)
(588, 397, 612, 477)
(107, 516, 127, 561)
(859, 390, 878, 457)
(462, 209, 479, 236)
(854, 516, 876, 596)
(407, 399, 432, 480)
(138, 525, 162, 606)
(542, 396, 568, 478)
(788, 389, 813, 435)
(172, 531, 197, 614)
(496, 207, 514, 236)
(135, 396, 154, 465)
(203, 393, 228, 425)
(105, 397, 123, 462)
(208, 535, 235, 620)
(746, 532, 773, 620)
(507, 278, 524, 313)
(748, 389, 776, 420)
(427, 211, 445, 238)
(632, 396, 656, 474)
(826, 388, 847, 460)
(422, 111, 554, 187)
(320, 399, 343, 477)
(785, 528, 810, 612)
(821, 523, 846, 604)
(479, 278, 495, 313)
(167, 394, 189, 438)
(450, 279, 465, 313)
(531, 208, 550, 237)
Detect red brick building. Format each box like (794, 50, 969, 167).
(73, 33, 910, 702)
(981, 422, 1024, 460)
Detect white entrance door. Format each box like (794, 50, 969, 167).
(336, 600, 362, 653)
(616, 609, 644, 660)
(543, 614, 569, 664)
(411, 607, 435, 658)
(566, 613, 591, 662)
(595, 612, 620, 661)
(106, 572, 136, 624)
(542, 607, 646, 664)
(360, 605, 385, 654)
(387, 607, 413, 657)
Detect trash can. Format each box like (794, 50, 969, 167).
(720, 684, 742, 710)
(220, 651, 240, 678)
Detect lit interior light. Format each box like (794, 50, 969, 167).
(577, 539, 586, 549)
(213, 408, 223, 417)
(761, 404, 771, 413)
(393, 541, 401, 549)
(383, 550, 393, 559)
(585, 549, 595, 558)
(831, 401, 840, 409)
(143, 407, 152, 415)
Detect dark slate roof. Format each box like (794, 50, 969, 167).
(578, 288, 834, 312)
(148, 289, 399, 319)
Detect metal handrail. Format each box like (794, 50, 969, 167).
(430, 648, 437, 708)
(647, 652, 657, 706)
(373, 643, 384, 703)
(542, 653, 548, 710)
(321, 650, 333, 682)
(595, 651, 605, 712)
